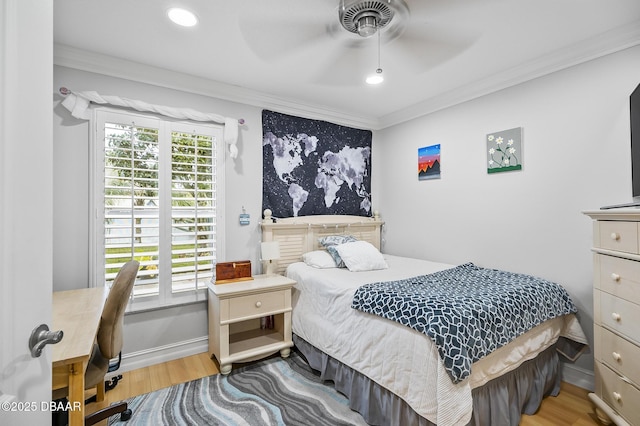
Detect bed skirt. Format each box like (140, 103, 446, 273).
(293, 334, 561, 426)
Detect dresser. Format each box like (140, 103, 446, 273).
(207, 274, 295, 375)
(584, 209, 640, 426)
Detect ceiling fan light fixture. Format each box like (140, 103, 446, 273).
(356, 13, 379, 37)
(366, 68, 384, 85)
(167, 8, 198, 27)
(366, 20, 384, 85)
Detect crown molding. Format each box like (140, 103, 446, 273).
(55, 19, 640, 132)
(53, 44, 379, 130)
(378, 20, 640, 129)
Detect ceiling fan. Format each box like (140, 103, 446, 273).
(237, 0, 477, 86)
(338, 0, 409, 84)
(338, 0, 408, 39)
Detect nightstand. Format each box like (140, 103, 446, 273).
(207, 274, 295, 375)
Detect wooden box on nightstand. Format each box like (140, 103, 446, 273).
(207, 274, 295, 375)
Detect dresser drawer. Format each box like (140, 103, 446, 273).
(597, 221, 639, 254)
(597, 254, 640, 305)
(598, 326, 640, 385)
(228, 290, 288, 321)
(600, 292, 640, 344)
(597, 361, 640, 426)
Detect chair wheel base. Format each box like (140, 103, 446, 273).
(105, 374, 123, 391)
(121, 408, 132, 421)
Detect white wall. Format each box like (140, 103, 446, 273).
(373, 45, 640, 387)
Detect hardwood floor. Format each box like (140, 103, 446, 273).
(85, 353, 603, 425)
(84, 353, 220, 425)
(520, 382, 602, 426)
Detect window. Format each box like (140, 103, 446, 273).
(92, 109, 225, 310)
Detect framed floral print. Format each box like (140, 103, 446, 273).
(487, 127, 522, 174)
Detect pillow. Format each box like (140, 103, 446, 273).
(334, 241, 388, 272)
(318, 235, 357, 268)
(326, 245, 346, 268)
(302, 250, 338, 269)
(318, 234, 357, 247)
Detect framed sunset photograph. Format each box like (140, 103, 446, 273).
(418, 144, 441, 181)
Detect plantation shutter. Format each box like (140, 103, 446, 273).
(103, 121, 160, 294)
(95, 109, 224, 309)
(170, 127, 217, 293)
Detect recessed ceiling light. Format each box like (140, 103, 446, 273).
(167, 8, 198, 27)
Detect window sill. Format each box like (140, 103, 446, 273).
(124, 289, 207, 315)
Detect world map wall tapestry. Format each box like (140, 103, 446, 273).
(262, 110, 372, 218)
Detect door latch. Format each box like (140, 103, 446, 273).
(29, 324, 63, 358)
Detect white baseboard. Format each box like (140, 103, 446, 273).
(106, 336, 209, 378)
(561, 363, 594, 391)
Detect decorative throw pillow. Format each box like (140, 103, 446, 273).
(319, 235, 357, 268)
(334, 241, 388, 272)
(318, 235, 357, 247)
(302, 250, 338, 269)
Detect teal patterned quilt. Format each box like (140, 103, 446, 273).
(351, 263, 577, 383)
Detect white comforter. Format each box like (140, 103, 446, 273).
(286, 255, 587, 426)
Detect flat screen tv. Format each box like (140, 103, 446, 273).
(632, 83, 640, 198)
(601, 83, 640, 209)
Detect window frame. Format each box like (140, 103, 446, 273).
(90, 108, 226, 312)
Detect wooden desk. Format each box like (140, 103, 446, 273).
(52, 287, 108, 426)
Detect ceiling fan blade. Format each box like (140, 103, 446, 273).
(238, 20, 330, 60)
(384, 20, 479, 74)
(237, 1, 341, 61)
(310, 44, 375, 86)
(407, 0, 477, 19)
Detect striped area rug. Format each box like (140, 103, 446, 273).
(108, 351, 368, 426)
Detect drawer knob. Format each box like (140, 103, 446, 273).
(612, 352, 622, 362)
(613, 391, 622, 402)
(611, 232, 620, 241)
(611, 273, 621, 282)
(611, 312, 621, 322)
(255, 301, 262, 308)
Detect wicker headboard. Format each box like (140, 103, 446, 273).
(260, 210, 384, 275)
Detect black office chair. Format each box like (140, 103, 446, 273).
(52, 260, 139, 425)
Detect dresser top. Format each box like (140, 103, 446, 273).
(584, 208, 640, 221)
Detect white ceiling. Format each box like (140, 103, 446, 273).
(53, 0, 640, 129)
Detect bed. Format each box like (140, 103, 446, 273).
(261, 212, 587, 426)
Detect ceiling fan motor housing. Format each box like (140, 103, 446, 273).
(339, 0, 400, 37)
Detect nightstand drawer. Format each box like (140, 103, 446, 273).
(600, 292, 640, 344)
(599, 326, 640, 385)
(229, 290, 288, 320)
(597, 221, 639, 254)
(598, 362, 640, 426)
(598, 254, 640, 305)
